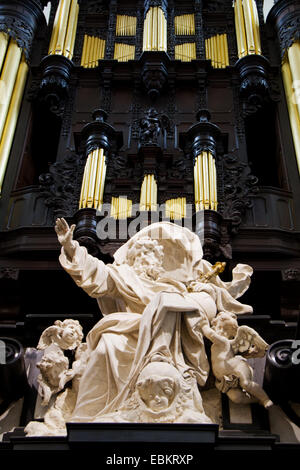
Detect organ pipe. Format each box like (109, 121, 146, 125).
(0, 53, 28, 194)
(110, 197, 133, 219)
(175, 42, 196, 62)
(165, 198, 186, 220)
(114, 43, 135, 62)
(282, 55, 300, 174)
(205, 34, 229, 68)
(194, 152, 218, 211)
(140, 174, 157, 211)
(234, 0, 261, 59)
(116, 15, 137, 36)
(143, 7, 167, 52)
(81, 35, 106, 68)
(79, 148, 107, 210)
(48, 0, 79, 61)
(174, 14, 195, 36)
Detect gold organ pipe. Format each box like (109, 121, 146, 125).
(213, 157, 218, 210)
(114, 43, 135, 62)
(288, 41, 300, 122)
(81, 36, 106, 68)
(81, 35, 87, 66)
(224, 34, 229, 67)
(205, 35, 229, 68)
(0, 55, 28, 193)
(85, 35, 91, 67)
(251, 0, 261, 54)
(80, 153, 92, 208)
(55, 0, 71, 54)
(0, 33, 9, 72)
(175, 14, 195, 35)
(243, 0, 256, 54)
(208, 152, 214, 209)
(234, 0, 247, 58)
(116, 15, 137, 36)
(153, 7, 157, 51)
(48, 0, 63, 54)
(202, 152, 209, 209)
(175, 42, 196, 61)
(143, 7, 166, 52)
(49, 0, 79, 59)
(86, 150, 97, 207)
(140, 174, 157, 211)
(63, 0, 79, 60)
(0, 40, 22, 143)
(94, 148, 106, 209)
(79, 148, 107, 209)
(110, 196, 132, 219)
(194, 152, 217, 211)
(234, 0, 261, 58)
(165, 198, 186, 220)
(282, 59, 300, 174)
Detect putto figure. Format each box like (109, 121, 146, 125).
(198, 312, 273, 408)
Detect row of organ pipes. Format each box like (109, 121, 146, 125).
(78, 149, 218, 219)
(0, 33, 28, 194)
(2, 0, 300, 221)
(281, 42, 300, 174)
(48, 0, 79, 60)
(45, 1, 262, 65)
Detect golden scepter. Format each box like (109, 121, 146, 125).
(187, 261, 226, 291)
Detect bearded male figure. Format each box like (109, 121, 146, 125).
(55, 218, 253, 423)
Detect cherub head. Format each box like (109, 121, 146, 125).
(136, 362, 180, 412)
(211, 312, 238, 340)
(37, 319, 83, 351)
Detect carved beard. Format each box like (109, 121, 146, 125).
(133, 259, 164, 281)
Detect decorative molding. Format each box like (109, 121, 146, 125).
(0, 268, 19, 280)
(267, 0, 300, 59)
(39, 151, 85, 219)
(0, 0, 45, 61)
(282, 268, 300, 282)
(218, 153, 259, 234)
(144, 0, 168, 19)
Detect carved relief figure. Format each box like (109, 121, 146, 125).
(139, 108, 161, 145)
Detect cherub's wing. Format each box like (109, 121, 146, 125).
(37, 326, 59, 349)
(231, 325, 268, 358)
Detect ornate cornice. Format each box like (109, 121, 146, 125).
(0, 0, 45, 61)
(267, 0, 300, 59)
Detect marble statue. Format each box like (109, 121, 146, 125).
(24, 218, 272, 435)
(198, 313, 273, 408)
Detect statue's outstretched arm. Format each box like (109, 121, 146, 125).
(55, 218, 76, 261)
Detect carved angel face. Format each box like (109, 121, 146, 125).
(54, 319, 83, 350)
(137, 377, 176, 412)
(212, 312, 238, 339)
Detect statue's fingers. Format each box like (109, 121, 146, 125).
(70, 224, 76, 233)
(61, 218, 69, 231)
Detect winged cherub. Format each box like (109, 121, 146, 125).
(197, 312, 273, 408)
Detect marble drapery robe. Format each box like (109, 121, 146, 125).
(59, 222, 253, 422)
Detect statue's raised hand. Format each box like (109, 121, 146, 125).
(55, 218, 76, 259)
